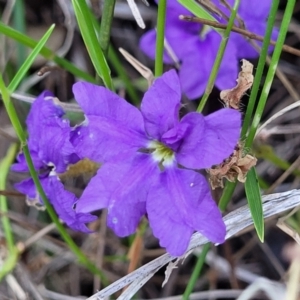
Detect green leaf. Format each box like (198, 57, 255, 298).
(245, 168, 264, 242)
(72, 0, 114, 90)
(8, 24, 55, 92)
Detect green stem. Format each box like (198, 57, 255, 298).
(246, 0, 295, 147)
(155, 0, 167, 77)
(197, 0, 240, 112)
(0, 75, 107, 285)
(99, 0, 117, 56)
(183, 243, 210, 300)
(241, 0, 279, 138)
(218, 181, 238, 212)
(218, 0, 279, 219)
(0, 144, 18, 251)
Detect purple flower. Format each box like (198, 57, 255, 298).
(140, 0, 278, 99)
(73, 70, 241, 256)
(12, 91, 96, 232)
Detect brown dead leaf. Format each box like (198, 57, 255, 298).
(220, 59, 254, 109)
(208, 143, 257, 189)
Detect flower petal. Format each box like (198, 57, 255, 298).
(140, 0, 200, 63)
(176, 109, 241, 169)
(238, 0, 273, 20)
(77, 154, 157, 236)
(11, 151, 45, 172)
(20, 91, 77, 172)
(139, 30, 174, 64)
(15, 174, 96, 233)
(231, 24, 278, 59)
(45, 175, 97, 233)
(147, 167, 225, 256)
(71, 116, 148, 163)
(141, 70, 181, 140)
(179, 32, 238, 99)
(14, 177, 40, 200)
(73, 81, 145, 133)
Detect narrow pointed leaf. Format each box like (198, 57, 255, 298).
(72, 0, 114, 90)
(245, 167, 264, 241)
(0, 22, 96, 83)
(8, 24, 55, 92)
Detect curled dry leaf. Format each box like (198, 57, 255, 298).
(220, 59, 254, 109)
(207, 143, 257, 189)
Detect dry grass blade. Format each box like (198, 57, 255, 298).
(126, 0, 145, 28)
(256, 101, 300, 138)
(88, 189, 300, 300)
(119, 48, 154, 86)
(236, 278, 285, 300)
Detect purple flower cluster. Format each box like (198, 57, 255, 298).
(12, 92, 97, 232)
(13, 70, 241, 256)
(140, 0, 278, 99)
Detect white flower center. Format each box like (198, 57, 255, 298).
(148, 141, 175, 167)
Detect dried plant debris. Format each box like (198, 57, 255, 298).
(90, 189, 300, 299)
(208, 143, 257, 189)
(220, 59, 254, 109)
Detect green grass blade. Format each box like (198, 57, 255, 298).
(245, 168, 264, 241)
(8, 24, 55, 93)
(0, 144, 18, 252)
(183, 244, 210, 300)
(88, 8, 140, 103)
(241, 0, 279, 138)
(219, 0, 280, 212)
(12, 0, 26, 67)
(72, 0, 114, 90)
(0, 22, 96, 83)
(0, 145, 19, 281)
(99, 0, 116, 56)
(245, 0, 296, 147)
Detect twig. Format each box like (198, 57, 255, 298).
(138, 289, 243, 300)
(257, 101, 300, 137)
(179, 15, 300, 57)
(266, 156, 300, 194)
(17, 223, 57, 252)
